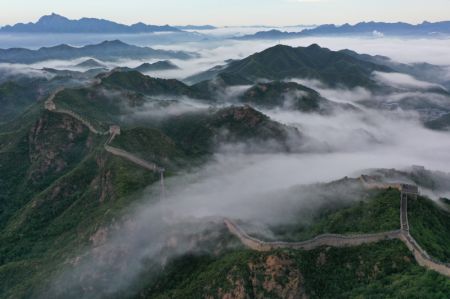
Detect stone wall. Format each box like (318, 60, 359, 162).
(400, 233, 450, 277)
(225, 219, 401, 251)
(224, 218, 450, 278)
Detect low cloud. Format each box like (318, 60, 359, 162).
(25, 34, 450, 298)
(0, 63, 54, 81)
(373, 71, 445, 90)
(45, 83, 450, 297)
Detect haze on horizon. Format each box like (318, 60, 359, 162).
(0, 0, 449, 27)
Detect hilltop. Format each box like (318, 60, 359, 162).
(134, 60, 180, 72)
(238, 81, 355, 113)
(75, 59, 106, 69)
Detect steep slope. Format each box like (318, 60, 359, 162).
(408, 197, 450, 263)
(0, 104, 180, 298)
(138, 242, 450, 299)
(0, 84, 305, 298)
(159, 105, 303, 156)
(0, 81, 42, 123)
(135, 184, 450, 298)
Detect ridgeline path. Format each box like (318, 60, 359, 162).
(104, 145, 164, 172)
(44, 89, 449, 277)
(44, 89, 164, 174)
(225, 187, 450, 278)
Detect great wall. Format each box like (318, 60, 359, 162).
(44, 88, 450, 278)
(44, 89, 165, 174)
(225, 182, 450, 278)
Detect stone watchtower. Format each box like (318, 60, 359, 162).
(109, 125, 121, 136)
(401, 184, 419, 200)
(44, 100, 56, 111)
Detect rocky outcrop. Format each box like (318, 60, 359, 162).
(28, 112, 93, 185)
(45, 91, 164, 174)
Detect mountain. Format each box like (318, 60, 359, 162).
(0, 63, 308, 297)
(139, 186, 450, 298)
(99, 70, 205, 98)
(184, 64, 231, 85)
(189, 44, 391, 89)
(238, 21, 450, 40)
(134, 60, 180, 72)
(159, 105, 302, 156)
(237, 29, 300, 40)
(0, 81, 42, 123)
(74, 58, 106, 68)
(302, 21, 450, 36)
(0, 40, 195, 64)
(0, 13, 181, 33)
(175, 25, 216, 30)
(0, 68, 106, 123)
(1, 63, 450, 298)
(239, 81, 356, 113)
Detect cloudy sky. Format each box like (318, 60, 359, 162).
(1, 0, 449, 26)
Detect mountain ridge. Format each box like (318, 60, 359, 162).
(238, 20, 450, 40)
(0, 40, 195, 64)
(0, 13, 181, 33)
(188, 44, 392, 89)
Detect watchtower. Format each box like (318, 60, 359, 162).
(44, 100, 56, 111)
(401, 184, 419, 200)
(109, 125, 121, 136)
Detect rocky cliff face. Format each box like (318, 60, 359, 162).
(28, 111, 94, 186)
(206, 253, 309, 299)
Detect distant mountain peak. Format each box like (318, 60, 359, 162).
(40, 12, 65, 19)
(37, 13, 68, 23)
(307, 43, 322, 50)
(99, 40, 129, 46)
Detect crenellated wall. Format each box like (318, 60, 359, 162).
(224, 187, 450, 278)
(44, 91, 164, 174)
(224, 219, 401, 251)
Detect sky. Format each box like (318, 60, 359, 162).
(0, 0, 449, 27)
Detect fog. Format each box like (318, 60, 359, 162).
(118, 36, 450, 79)
(373, 71, 446, 90)
(3, 32, 449, 297)
(128, 96, 213, 120)
(2, 33, 450, 84)
(45, 79, 450, 298)
(0, 63, 54, 80)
